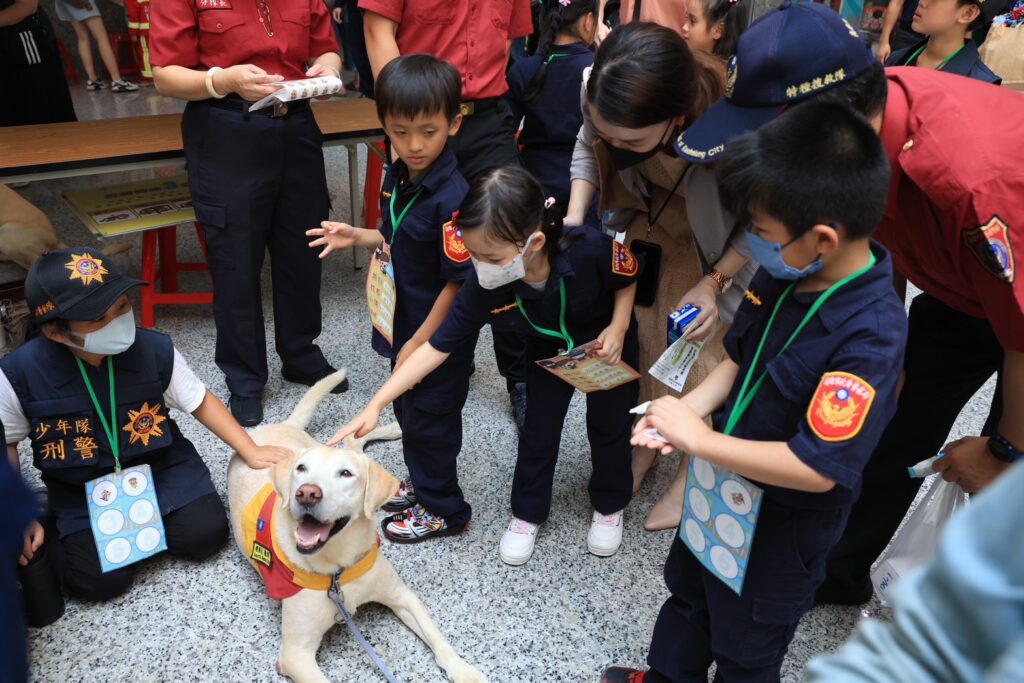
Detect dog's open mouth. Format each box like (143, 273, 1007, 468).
(294, 515, 349, 554)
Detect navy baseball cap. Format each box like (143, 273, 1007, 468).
(26, 247, 145, 323)
(675, 1, 875, 164)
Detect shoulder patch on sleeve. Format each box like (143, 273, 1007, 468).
(611, 241, 638, 277)
(807, 372, 876, 442)
(442, 220, 470, 264)
(962, 215, 1015, 284)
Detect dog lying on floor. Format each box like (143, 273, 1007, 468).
(227, 371, 485, 683)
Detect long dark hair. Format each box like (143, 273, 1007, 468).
(586, 22, 724, 130)
(522, 0, 599, 103)
(694, 0, 744, 60)
(455, 166, 570, 257)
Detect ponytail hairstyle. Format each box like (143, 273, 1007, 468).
(521, 0, 599, 104)
(694, 0, 745, 60)
(455, 166, 570, 258)
(586, 22, 725, 131)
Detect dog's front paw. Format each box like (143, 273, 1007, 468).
(446, 660, 486, 683)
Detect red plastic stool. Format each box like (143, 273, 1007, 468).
(362, 142, 386, 229)
(139, 223, 214, 328)
(107, 32, 141, 79)
(57, 38, 79, 85)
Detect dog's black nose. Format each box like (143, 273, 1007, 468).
(296, 484, 322, 507)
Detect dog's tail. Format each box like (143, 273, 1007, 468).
(283, 369, 347, 431)
(347, 422, 403, 452)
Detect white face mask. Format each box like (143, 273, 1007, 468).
(65, 310, 137, 355)
(472, 235, 536, 290)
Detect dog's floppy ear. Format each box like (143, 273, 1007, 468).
(270, 448, 304, 511)
(363, 458, 399, 519)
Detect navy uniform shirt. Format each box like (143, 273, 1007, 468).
(886, 39, 1002, 85)
(0, 330, 216, 537)
(372, 146, 472, 358)
(506, 42, 594, 207)
(715, 242, 908, 509)
(430, 227, 638, 353)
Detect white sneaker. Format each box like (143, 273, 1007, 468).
(587, 509, 624, 557)
(499, 517, 540, 566)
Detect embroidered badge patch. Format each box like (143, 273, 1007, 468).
(963, 216, 1015, 283)
(442, 220, 470, 263)
(251, 541, 272, 568)
(122, 402, 167, 446)
(744, 290, 762, 307)
(612, 241, 638, 277)
(807, 372, 876, 442)
(65, 253, 108, 286)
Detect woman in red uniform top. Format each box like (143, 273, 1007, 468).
(148, 0, 345, 427)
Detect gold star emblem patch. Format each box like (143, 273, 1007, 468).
(65, 253, 108, 286)
(122, 402, 167, 446)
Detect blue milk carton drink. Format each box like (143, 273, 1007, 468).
(668, 305, 701, 346)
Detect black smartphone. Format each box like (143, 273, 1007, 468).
(630, 239, 661, 307)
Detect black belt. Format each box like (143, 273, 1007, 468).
(458, 97, 501, 117)
(201, 95, 310, 118)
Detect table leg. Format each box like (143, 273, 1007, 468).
(158, 226, 179, 292)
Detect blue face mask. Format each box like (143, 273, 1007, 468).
(746, 227, 822, 281)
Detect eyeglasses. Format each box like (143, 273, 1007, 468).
(256, 0, 274, 37)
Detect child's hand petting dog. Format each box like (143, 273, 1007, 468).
(329, 407, 381, 446)
(239, 444, 293, 469)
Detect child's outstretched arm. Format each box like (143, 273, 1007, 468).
(596, 282, 636, 365)
(306, 221, 383, 259)
(329, 342, 451, 444)
(191, 391, 293, 469)
(395, 280, 462, 369)
(636, 396, 835, 493)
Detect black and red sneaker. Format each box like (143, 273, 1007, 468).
(381, 504, 465, 544)
(600, 667, 651, 683)
(382, 479, 417, 512)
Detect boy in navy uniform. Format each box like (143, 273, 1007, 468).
(604, 103, 908, 682)
(308, 55, 477, 543)
(4, 248, 291, 602)
(885, 0, 1002, 84)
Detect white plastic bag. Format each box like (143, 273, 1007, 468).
(871, 476, 968, 604)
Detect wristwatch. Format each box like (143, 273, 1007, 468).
(987, 433, 1024, 463)
(705, 268, 733, 294)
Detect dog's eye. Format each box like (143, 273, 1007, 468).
(338, 469, 353, 478)
(296, 464, 307, 473)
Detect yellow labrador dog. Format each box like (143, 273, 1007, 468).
(227, 371, 485, 683)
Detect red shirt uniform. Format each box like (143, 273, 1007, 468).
(357, 0, 533, 101)
(877, 68, 1024, 351)
(149, 0, 337, 80)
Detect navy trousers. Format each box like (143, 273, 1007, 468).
(512, 326, 639, 524)
(392, 339, 477, 528)
(183, 100, 332, 398)
(648, 502, 847, 682)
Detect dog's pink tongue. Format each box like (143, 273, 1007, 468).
(296, 517, 333, 546)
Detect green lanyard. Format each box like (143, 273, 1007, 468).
(74, 356, 121, 470)
(545, 52, 571, 63)
(387, 184, 426, 246)
(904, 43, 965, 70)
(723, 253, 877, 436)
(515, 280, 575, 352)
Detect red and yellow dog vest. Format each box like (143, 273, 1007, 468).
(242, 484, 378, 599)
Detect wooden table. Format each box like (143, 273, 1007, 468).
(0, 97, 384, 229)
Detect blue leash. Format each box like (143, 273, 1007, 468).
(328, 575, 401, 683)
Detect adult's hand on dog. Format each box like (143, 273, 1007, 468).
(329, 407, 381, 445)
(20, 520, 44, 566)
(240, 444, 294, 469)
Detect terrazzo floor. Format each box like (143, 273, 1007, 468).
(8, 85, 996, 682)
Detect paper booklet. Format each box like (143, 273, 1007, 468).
(249, 76, 344, 111)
